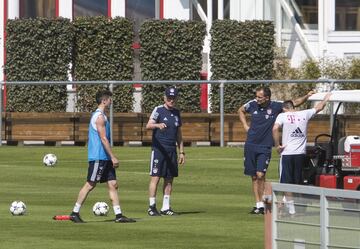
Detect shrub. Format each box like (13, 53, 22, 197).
(140, 19, 206, 112)
(73, 16, 134, 112)
(210, 20, 274, 113)
(5, 18, 73, 112)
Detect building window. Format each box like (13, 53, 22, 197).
(20, 0, 56, 18)
(74, 0, 108, 17)
(126, 0, 156, 42)
(126, 0, 156, 30)
(224, 0, 230, 19)
(192, 0, 230, 21)
(126, 0, 156, 82)
(336, 0, 360, 31)
(295, 0, 318, 29)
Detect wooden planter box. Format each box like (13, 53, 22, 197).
(0, 112, 359, 145)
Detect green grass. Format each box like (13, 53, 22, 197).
(0, 146, 280, 249)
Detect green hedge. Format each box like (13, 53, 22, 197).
(140, 19, 206, 112)
(210, 20, 274, 113)
(5, 18, 73, 112)
(73, 16, 134, 112)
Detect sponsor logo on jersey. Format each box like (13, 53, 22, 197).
(267, 109, 272, 115)
(290, 127, 305, 137)
(152, 112, 159, 120)
(287, 114, 296, 123)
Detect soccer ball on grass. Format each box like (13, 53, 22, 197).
(10, 201, 27, 216)
(92, 202, 109, 216)
(43, 154, 57, 167)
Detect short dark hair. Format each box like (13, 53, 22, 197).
(96, 90, 112, 104)
(283, 100, 294, 109)
(256, 86, 271, 99)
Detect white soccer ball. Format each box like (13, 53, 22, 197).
(92, 202, 109, 216)
(10, 201, 27, 216)
(43, 154, 57, 167)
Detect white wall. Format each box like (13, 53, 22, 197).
(230, 0, 264, 21)
(164, 0, 190, 20)
(111, 0, 125, 18)
(282, 30, 360, 67)
(58, 0, 73, 20)
(327, 32, 360, 59)
(7, 0, 19, 19)
(1, 0, 20, 82)
(282, 30, 318, 67)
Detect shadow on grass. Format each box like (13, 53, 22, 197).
(83, 211, 206, 223)
(176, 211, 205, 215)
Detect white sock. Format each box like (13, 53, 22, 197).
(287, 200, 296, 215)
(72, 203, 81, 213)
(256, 202, 264, 209)
(149, 197, 156, 207)
(161, 195, 170, 211)
(113, 205, 122, 215)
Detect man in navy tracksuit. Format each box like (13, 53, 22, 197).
(238, 86, 313, 214)
(146, 86, 185, 216)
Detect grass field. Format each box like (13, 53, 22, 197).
(0, 146, 280, 249)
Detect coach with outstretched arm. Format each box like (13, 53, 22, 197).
(238, 86, 314, 215)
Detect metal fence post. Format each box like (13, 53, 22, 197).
(319, 189, 328, 249)
(109, 82, 114, 147)
(271, 187, 278, 249)
(220, 81, 224, 147)
(329, 80, 335, 134)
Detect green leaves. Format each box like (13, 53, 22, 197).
(140, 19, 206, 112)
(73, 16, 134, 112)
(5, 18, 276, 114)
(6, 18, 72, 112)
(5, 17, 134, 112)
(210, 20, 275, 113)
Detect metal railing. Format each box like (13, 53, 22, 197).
(0, 79, 359, 147)
(271, 183, 360, 249)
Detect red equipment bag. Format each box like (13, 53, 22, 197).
(315, 175, 337, 188)
(343, 175, 360, 190)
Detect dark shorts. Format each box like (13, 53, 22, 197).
(244, 143, 272, 176)
(149, 148, 178, 178)
(279, 154, 305, 184)
(87, 160, 116, 183)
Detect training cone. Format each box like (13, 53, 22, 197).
(53, 215, 71, 220)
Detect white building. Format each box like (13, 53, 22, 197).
(1, 0, 360, 108)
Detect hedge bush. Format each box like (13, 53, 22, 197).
(73, 16, 134, 112)
(210, 20, 274, 113)
(5, 18, 73, 112)
(140, 19, 206, 113)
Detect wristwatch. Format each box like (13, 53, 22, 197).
(180, 151, 185, 155)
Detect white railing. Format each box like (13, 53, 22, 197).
(271, 183, 360, 249)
